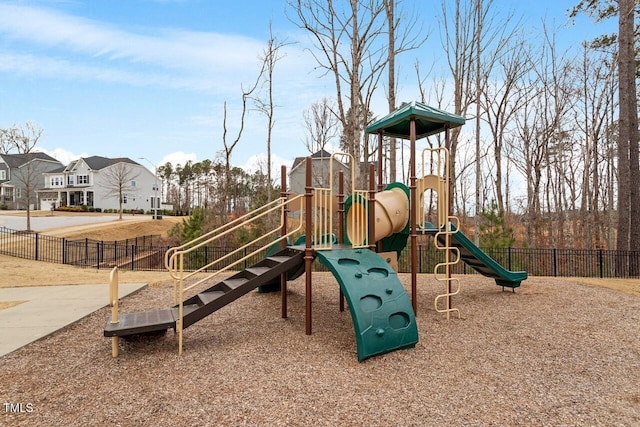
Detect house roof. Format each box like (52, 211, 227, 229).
(0, 152, 60, 169)
(76, 156, 140, 171)
(365, 101, 465, 139)
(291, 149, 347, 174)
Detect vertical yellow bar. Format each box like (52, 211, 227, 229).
(178, 253, 184, 355)
(109, 267, 119, 358)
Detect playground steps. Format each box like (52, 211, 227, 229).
(104, 247, 305, 338)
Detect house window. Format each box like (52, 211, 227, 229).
(0, 170, 5, 180)
(152, 183, 158, 191)
(68, 176, 74, 185)
(122, 194, 127, 204)
(77, 175, 89, 185)
(130, 180, 137, 187)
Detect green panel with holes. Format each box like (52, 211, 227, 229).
(316, 248, 418, 362)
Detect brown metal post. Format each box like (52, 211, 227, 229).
(377, 131, 384, 191)
(338, 170, 345, 312)
(280, 165, 288, 319)
(304, 157, 313, 335)
(445, 126, 452, 312)
(369, 163, 376, 253)
(410, 118, 418, 315)
(338, 171, 345, 245)
(376, 131, 384, 252)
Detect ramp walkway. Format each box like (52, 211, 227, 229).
(422, 222, 527, 290)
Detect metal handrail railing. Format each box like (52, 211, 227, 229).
(164, 196, 294, 272)
(166, 194, 304, 354)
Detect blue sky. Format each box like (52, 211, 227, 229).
(0, 0, 616, 175)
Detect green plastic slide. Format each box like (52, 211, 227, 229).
(424, 222, 527, 289)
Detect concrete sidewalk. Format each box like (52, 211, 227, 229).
(0, 283, 146, 357)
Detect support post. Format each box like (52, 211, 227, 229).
(377, 131, 384, 192)
(445, 126, 452, 313)
(338, 170, 345, 312)
(109, 267, 119, 358)
(281, 165, 288, 319)
(304, 157, 313, 335)
(369, 163, 376, 253)
(410, 118, 418, 315)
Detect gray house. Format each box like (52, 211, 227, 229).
(0, 152, 63, 210)
(289, 149, 351, 195)
(38, 156, 159, 212)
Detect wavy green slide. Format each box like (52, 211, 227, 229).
(424, 222, 528, 289)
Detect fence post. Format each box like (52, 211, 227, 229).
(97, 242, 101, 270)
(131, 244, 135, 270)
(85, 238, 89, 265)
(599, 249, 604, 278)
(553, 248, 558, 277)
(62, 238, 67, 264)
(508, 247, 512, 271)
(35, 233, 39, 261)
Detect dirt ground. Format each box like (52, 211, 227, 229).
(0, 213, 638, 425)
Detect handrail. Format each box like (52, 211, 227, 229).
(164, 196, 292, 271)
(167, 194, 304, 355)
(109, 267, 119, 358)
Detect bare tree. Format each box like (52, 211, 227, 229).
(383, 0, 428, 183)
(289, 0, 387, 181)
(253, 23, 290, 203)
(303, 97, 340, 154)
(617, 0, 640, 265)
(102, 162, 141, 220)
(221, 64, 264, 216)
(480, 34, 530, 216)
(0, 122, 44, 231)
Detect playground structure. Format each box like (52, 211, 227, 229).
(104, 101, 527, 361)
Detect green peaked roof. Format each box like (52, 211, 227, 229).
(365, 101, 465, 139)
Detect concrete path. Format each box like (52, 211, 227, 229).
(0, 283, 146, 357)
(0, 212, 149, 233)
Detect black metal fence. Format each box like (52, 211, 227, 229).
(1, 226, 639, 278)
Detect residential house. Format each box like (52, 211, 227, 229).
(0, 152, 63, 210)
(289, 149, 351, 195)
(38, 156, 160, 212)
(289, 149, 377, 195)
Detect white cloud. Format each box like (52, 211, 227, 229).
(160, 151, 198, 167)
(0, 4, 267, 93)
(38, 147, 89, 165)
